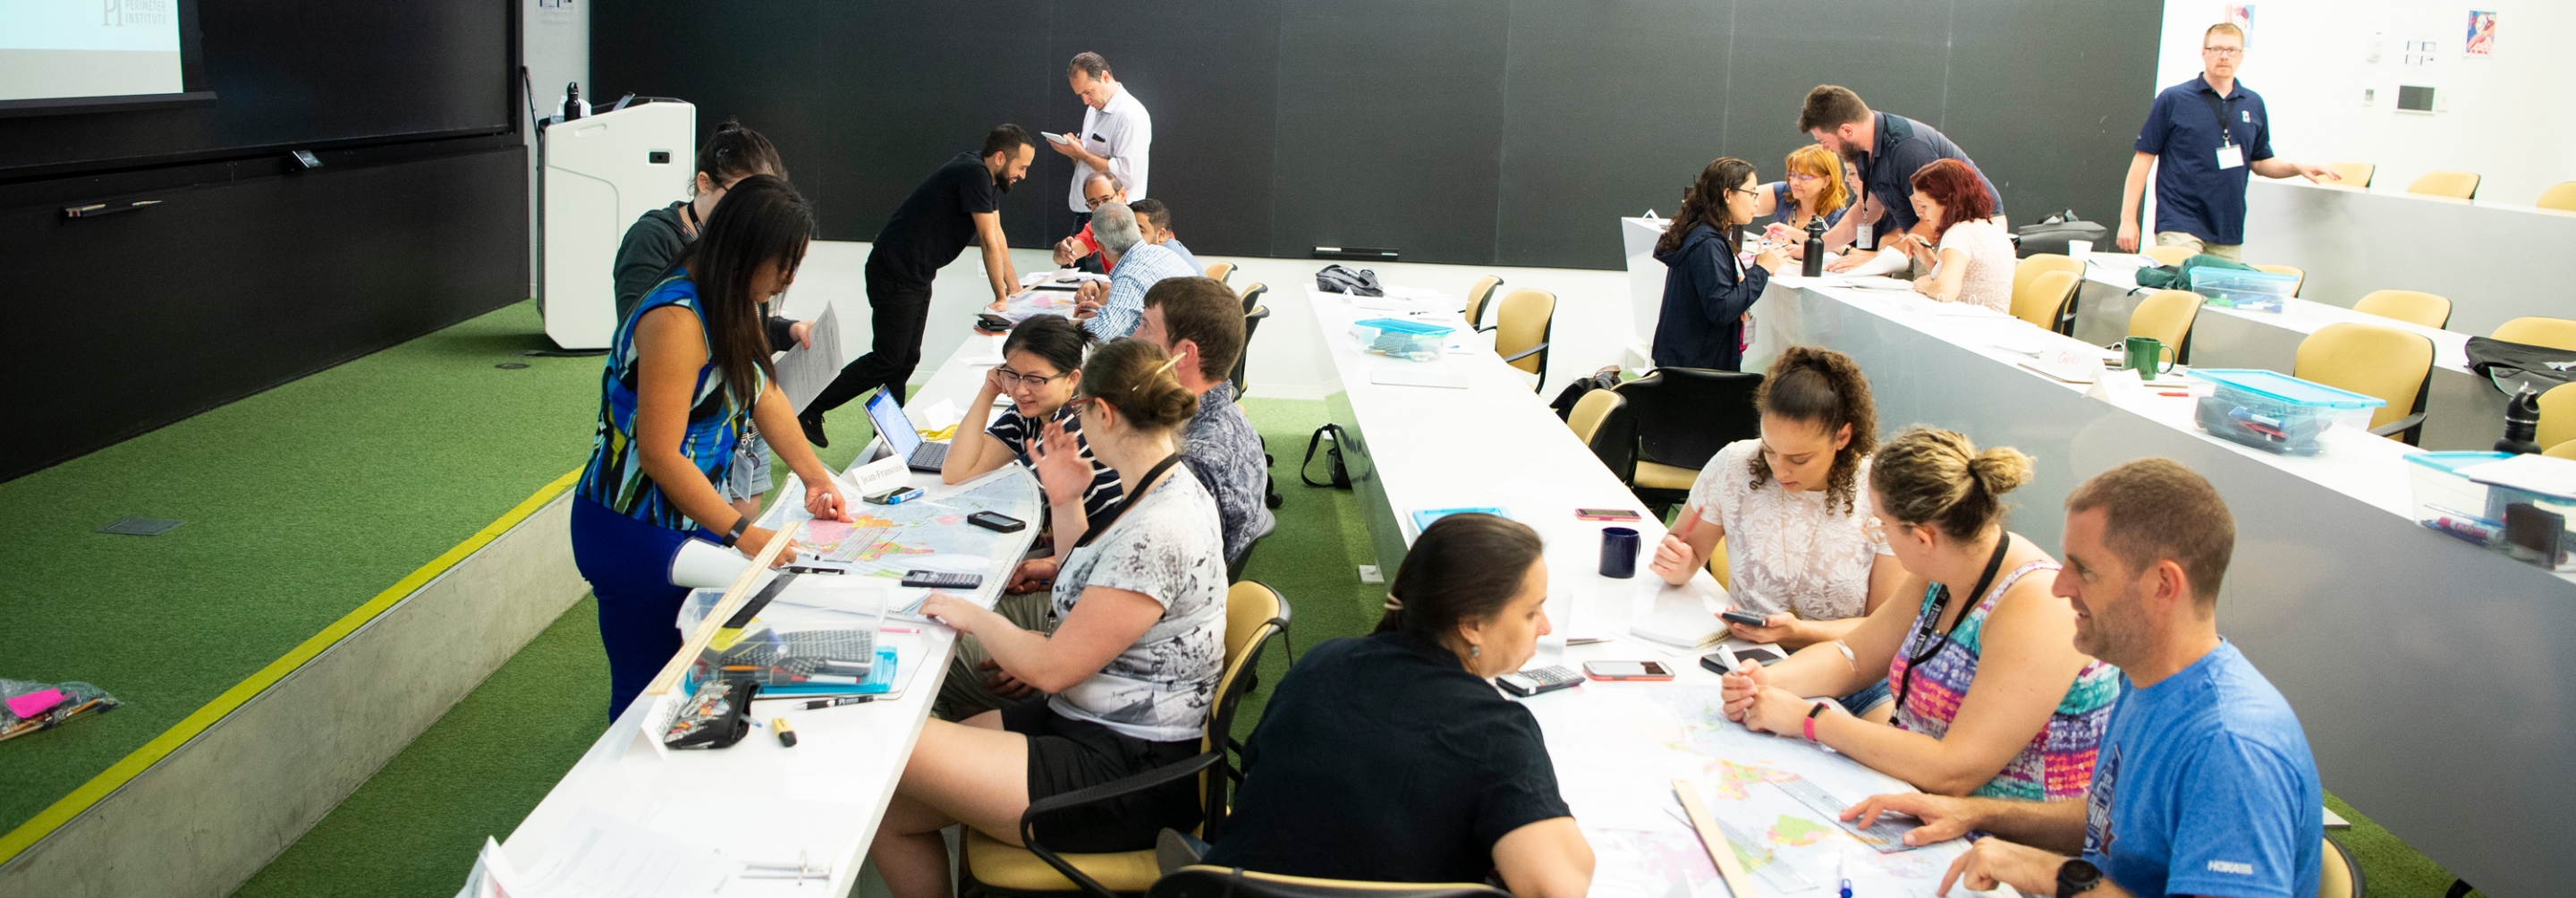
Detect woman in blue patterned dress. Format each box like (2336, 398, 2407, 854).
(570, 174, 852, 718)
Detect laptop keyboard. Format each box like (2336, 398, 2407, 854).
(911, 442, 948, 469)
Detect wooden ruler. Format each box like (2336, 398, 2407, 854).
(640, 524, 809, 699)
(1674, 779, 1758, 898)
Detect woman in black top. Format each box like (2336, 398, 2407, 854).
(1203, 514, 1595, 897)
(1650, 157, 1792, 372)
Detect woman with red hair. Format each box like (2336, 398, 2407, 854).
(1892, 158, 2014, 313)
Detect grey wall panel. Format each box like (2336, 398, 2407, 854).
(1493, 0, 1732, 269)
(1722, 0, 1953, 216)
(1945, 0, 2162, 227)
(588, 0, 825, 226)
(1037, 1, 1284, 257)
(821, 2, 1056, 248)
(1270, 0, 1509, 265)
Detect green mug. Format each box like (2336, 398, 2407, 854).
(2123, 336, 2176, 375)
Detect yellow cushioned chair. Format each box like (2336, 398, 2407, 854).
(2249, 264, 2306, 297)
(2546, 441, 2576, 461)
(2406, 171, 2480, 200)
(1493, 289, 1556, 391)
(1462, 275, 1505, 333)
(962, 582, 1292, 898)
(2351, 290, 2451, 329)
(2011, 255, 2085, 332)
(1203, 261, 1234, 284)
(2295, 322, 2436, 445)
(1151, 866, 1508, 898)
(2318, 836, 2363, 898)
(2493, 317, 2576, 352)
(2327, 162, 2375, 188)
(2538, 182, 2576, 213)
(1565, 389, 1634, 479)
(2140, 244, 2194, 266)
(2012, 270, 2083, 333)
(1706, 532, 1729, 586)
(1613, 368, 1764, 513)
(2538, 383, 2576, 455)
(2128, 290, 2202, 365)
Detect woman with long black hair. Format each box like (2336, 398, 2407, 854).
(1650, 157, 1790, 371)
(572, 174, 852, 718)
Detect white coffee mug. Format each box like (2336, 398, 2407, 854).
(2066, 239, 2093, 262)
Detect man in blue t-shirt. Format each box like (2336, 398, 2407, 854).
(1842, 459, 2322, 898)
(2115, 22, 2340, 261)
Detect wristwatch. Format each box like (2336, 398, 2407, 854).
(2055, 859, 2103, 896)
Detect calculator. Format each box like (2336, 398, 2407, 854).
(900, 570, 984, 589)
(1496, 665, 1582, 698)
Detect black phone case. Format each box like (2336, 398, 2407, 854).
(968, 512, 1026, 533)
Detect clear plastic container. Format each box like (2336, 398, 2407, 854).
(2404, 451, 2512, 545)
(2187, 369, 2385, 455)
(1351, 318, 1452, 362)
(2190, 267, 2300, 313)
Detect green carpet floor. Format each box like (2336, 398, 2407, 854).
(0, 301, 2486, 896)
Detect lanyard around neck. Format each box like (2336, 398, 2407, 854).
(2199, 89, 2238, 148)
(1894, 533, 2013, 710)
(1072, 452, 1185, 550)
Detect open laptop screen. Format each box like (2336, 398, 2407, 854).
(863, 391, 922, 458)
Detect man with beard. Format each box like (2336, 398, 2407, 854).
(2114, 22, 2339, 259)
(802, 125, 1035, 441)
(1841, 459, 2321, 898)
(1797, 85, 2004, 274)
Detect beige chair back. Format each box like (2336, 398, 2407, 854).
(2407, 170, 2480, 199)
(2538, 383, 2576, 454)
(2010, 255, 2084, 326)
(2538, 182, 2576, 213)
(2352, 290, 2451, 329)
(2327, 162, 2375, 188)
(2012, 270, 2081, 331)
(2494, 317, 2576, 351)
(2128, 290, 2202, 356)
(2140, 245, 2194, 266)
(2296, 323, 2435, 433)
(1494, 289, 1556, 377)
(1566, 389, 1622, 445)
(1203, 261, 1234, 284)
(2248, 264, 2305, 296)
(1463, 275, 1504, 329)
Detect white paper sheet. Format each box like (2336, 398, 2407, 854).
(1368, 365, 1461, 389)
(777, 303, 843, 414)
(511, 807, 737, 898)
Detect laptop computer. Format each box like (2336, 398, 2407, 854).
(864, 390, 949, 471)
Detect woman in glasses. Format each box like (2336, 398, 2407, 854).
(1650, 157, 1789, 372)
(1718, 427, 2115, 801)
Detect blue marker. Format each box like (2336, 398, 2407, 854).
(1838, 848, 1853, 898)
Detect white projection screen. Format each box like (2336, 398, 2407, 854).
(1, 0, 189, 105)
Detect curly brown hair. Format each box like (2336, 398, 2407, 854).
(1870, 427, 2035, 541)
(1746, 346, 1878, 513)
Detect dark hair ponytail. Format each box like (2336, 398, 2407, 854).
(1003, 314, 1094, 377)
(695, 118, 785, 194)
(1375, 514, 1545, 652)
(1749, 345, 1879, 513)
(1077, 338, 1197, 433)
(677, 174, 811, 408)
(1657, 157, 1759, 257)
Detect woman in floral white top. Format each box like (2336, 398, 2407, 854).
(1649, 346, 1903, 710)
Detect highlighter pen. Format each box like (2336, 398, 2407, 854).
(773, 717, 798, 748)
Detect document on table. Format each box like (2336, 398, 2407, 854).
(1369, 364, 1462, 389)
(778, 303, 843, 414)
(474, 807, 738, 898)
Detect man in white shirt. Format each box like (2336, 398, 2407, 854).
(1054, 52, 1151, 226)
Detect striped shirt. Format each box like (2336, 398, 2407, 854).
(1886, 559, 2120, 801)
(575, 272, 763, 531)
(987, 403, 1124, 531)
(1084, 241, 1195, 340)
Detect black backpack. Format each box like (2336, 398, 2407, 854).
(1300, 425, 1352, 488)
(2014, 210, 2110, 258)
(2466, 336, 2576, 397)
(1314, 264, 1385, 298)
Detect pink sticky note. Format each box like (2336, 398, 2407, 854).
(7, 690, 65, 719)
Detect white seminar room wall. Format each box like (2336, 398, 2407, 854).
(2150, 1, 2576, 207)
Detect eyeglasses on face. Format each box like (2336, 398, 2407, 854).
(996, 368, 1072, 389)
(2203, 46, 2243, 57)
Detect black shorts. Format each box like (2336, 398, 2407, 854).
(1002, 700, 1204, 852)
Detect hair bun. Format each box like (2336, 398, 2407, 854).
(1968, 447, 2034, 496)
(713, 116, 744, 132)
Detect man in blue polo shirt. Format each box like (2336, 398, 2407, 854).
(2116, 22, 2339, 260)
(1798, 85, 2004, 274)
(1840, 459, 2322, 898)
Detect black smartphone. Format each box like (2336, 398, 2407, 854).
(967, 511, 1026, 533)
(975, 313, 1014, 333)
(1719, 608, 1770, 627)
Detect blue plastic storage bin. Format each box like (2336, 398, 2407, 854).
(2190, 267, 2300, 313)
(2186, 369, 2385, 455)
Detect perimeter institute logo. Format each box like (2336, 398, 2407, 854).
(103, 0, 174, 27)
(2083, 743, 2120, 857)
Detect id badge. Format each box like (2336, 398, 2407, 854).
(1855, 223, 1875, 249)
(2215, 144, 2245, 170)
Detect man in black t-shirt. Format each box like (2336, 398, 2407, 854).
(801, 125, 1036, 444)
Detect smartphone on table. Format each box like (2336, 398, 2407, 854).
(1581, 660, 1674, 682)
(1575, 508, 1641, 521)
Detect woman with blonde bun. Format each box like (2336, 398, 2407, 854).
(1718, 428, 2117, 801)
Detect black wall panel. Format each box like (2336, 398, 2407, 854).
(0, 143, 530, 481)
(595, 0, 2165, 270)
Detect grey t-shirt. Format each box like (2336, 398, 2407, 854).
(1182, 384, 1276, 563)
(1047, 469, 1230, 741)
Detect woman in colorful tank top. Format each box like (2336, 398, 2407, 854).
(570, 175, 852, 719)
(1718, 427, 2116, 800)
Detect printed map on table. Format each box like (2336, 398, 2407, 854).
(1527, 685, 1999, 898)
(787, 468, 1041, 582)
(1002, 288, 1085, 324)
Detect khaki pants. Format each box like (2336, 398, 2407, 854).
(933, 589, 1055, 721)
(2155, 231, 2242, 261)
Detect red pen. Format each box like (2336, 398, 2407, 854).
(2157, 391, 2190, 397)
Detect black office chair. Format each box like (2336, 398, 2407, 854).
(1614, 368, 1764, 513)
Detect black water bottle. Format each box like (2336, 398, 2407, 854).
(2498, 385, 2545, 454)
(1801, 216, 1827, 277)
(563, 82, 585, 120)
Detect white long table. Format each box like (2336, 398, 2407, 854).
(496, 327, 1024, 894)
(2242, 179, 2576, 338)
(2068, 254, 2504, 451)
(1750, 276, 2576, 898)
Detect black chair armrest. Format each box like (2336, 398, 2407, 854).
(1501, 341, 1550, 364)
(1021, 749, 1228, 898)
(2369, 412, 2428, 439)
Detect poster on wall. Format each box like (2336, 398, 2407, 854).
(2465, 11, 2497, 57)
(2222, 4, 2254, 30)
